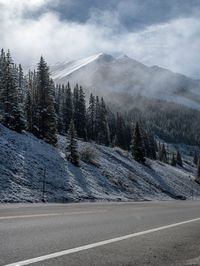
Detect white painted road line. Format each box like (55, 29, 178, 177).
(0, 210, 107, 220)
(4, 217, 200, 266)
(0, 213, 60, 220)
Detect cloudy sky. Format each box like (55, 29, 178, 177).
(0, 0, 200, 77)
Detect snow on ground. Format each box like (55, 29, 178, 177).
(0, 124, 200, 203)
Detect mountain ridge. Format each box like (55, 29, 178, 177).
(51, 53, 200, 110)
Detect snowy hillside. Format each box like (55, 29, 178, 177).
(1, 124, 200, 203)
(51, 54, 200, 110)
(51, 54, 106, 80)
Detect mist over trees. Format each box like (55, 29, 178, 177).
(0, 49, 198, 170)
(109, 94, 200, 146)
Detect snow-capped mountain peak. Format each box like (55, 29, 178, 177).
(51, 53, 200, 110)
(51, 53, 106, 80)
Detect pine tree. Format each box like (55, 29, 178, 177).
(87, 93, 96, 140)
(25, 75, 33, 132)
(56, 84, 68, 134)
(116, 113, 127, 149)
(141, 126, 157, 160)
(98, 97, 110, 145)
(18, 64, 27, 104)
(56, 84, 64, 134)
(66, 120, 80, 166)
(25, 70, 37, 133)
(124, 123, 132, 151)
(193, 151, 198, 165)
(171, 154, 176, 166)
(111, 134, 118, 147)
(176, 150, 183, 167)
(0, 50, 26, 132)
(0, 49, 6, 121)
(64, 82, 73, 132)
(73, 84, 80, 136)
(95, 96, 101, 143)
(196, 159, 200, 184)
(131, 122, 145, 163)
(149, 135, 157, 160)
(159, 144, 167, 163)
(31, 70, 38, 134)
(36, 57, 57, 145)
(48, 79, 58, 143)
(78, 87, 86, 139)
(107, 111, 117, 144)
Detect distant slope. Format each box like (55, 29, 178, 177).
(51, 53, 107, 80)
(51, 54, 200, 110)
(1, 124, 200, 203)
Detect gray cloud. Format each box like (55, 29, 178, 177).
(48, 0, 200, 31)
(0, 0, 200, 78)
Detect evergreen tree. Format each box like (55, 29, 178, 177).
(66, 120, 80, 166)
(141, 126, 157, 160)
(0, 49, 6, 120)
(64, 82, 73, 132)
(111, 134, 118, 147)
(107, 110, 117, 144)
(98, 97, 110, 145)
(124, 123, 132, 151)
(176, 150, 183, 167)
(171, 154, 176, 166)
(149, 135, 157, 160)
(95, 96, 101, 143)
(87, 93, 96, 140)
(193, 151, 198, 165)
(36, 57, 57, 145)
(78, 87, 86, 139)
(158, 143, 162, 161)
(116, 113, 127, 149)
(25, 70, 37, 133)
(131, 122, 145, 163)
(31, 70, 38, 134)
(73, 84, 80, 136)
(196, 159, 200, 184)
(159, 144, 167, 163)
(25, 73, 33, 132)
(18, 64, 26, 104)
(58, 85, 64, 134)
(0, 50, 26, 132)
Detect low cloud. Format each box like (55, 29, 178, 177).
(0, 0, 200, 77)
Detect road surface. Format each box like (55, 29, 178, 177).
(0, 201, 200, 266)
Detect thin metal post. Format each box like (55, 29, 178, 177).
(42, 167, 46, 202)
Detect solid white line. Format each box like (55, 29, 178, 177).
(4, 217, 200, 266)
(0, 213, 60, 220)
(0, 210, 107, 220)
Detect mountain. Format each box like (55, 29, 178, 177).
(51, 53, 200, 110)
(1, 124, 200, 203)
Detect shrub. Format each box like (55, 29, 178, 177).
(114, 147, 132, 160)
(128, 172, 138, 183)
(80, 147, 99, 167)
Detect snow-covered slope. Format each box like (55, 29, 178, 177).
(1, 124, 200, 203)
(51, 54, 200, 110)
(51, 53, 109, 80)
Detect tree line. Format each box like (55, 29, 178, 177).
(110, 94, 200, 146)
(0, 49, 200, 181)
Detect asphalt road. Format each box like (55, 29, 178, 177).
(1, 201, 200, 266)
